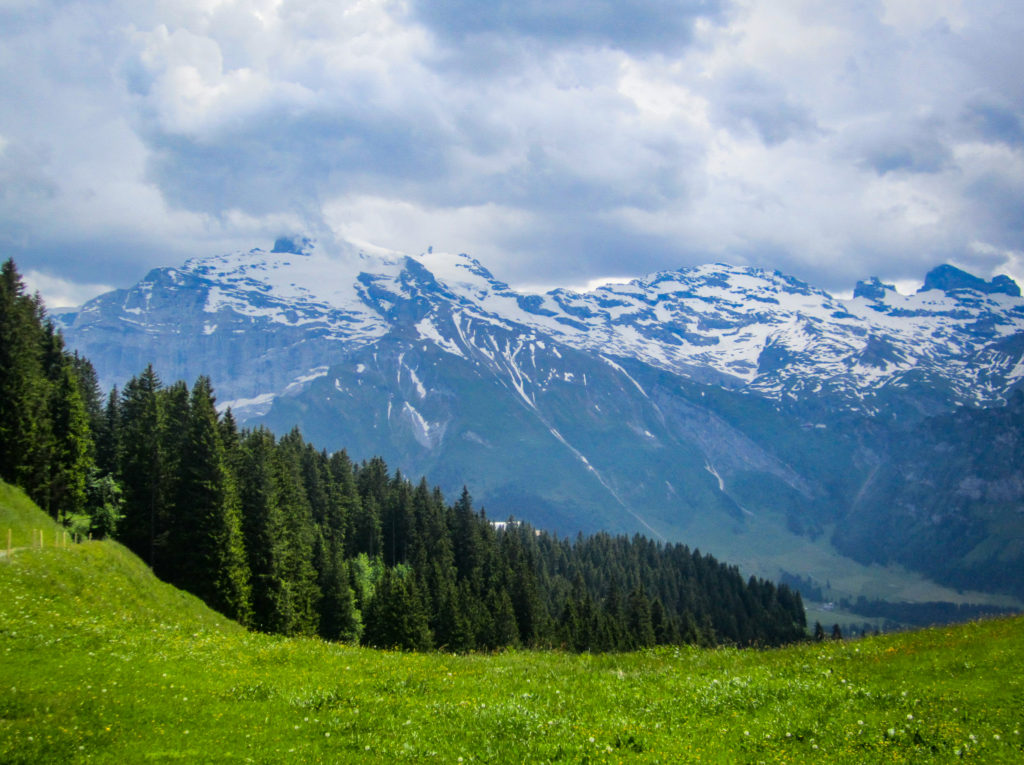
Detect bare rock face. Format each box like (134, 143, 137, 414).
(921, 264, 1021, 297)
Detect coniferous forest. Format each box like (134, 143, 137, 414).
(0, 258, 807, 650)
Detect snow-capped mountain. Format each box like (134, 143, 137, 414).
(65, 237, 1024, 418)
(59, 237, 1024, 600)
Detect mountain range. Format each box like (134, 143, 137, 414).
(58, 237, 1024, 607)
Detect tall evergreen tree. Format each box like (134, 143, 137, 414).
(238, 428, 292, 633)
(70, 352, 103, 434)
(44, 360, 93, 520)
(170, 376, 251, 622)
(627, 586, 656, 649)
(0, 260, 48, 497)
(275, 429, 322, 635)
(94, 386, 122, 477)
(117, 365, 166, 566)
(362, 566, 432, 651)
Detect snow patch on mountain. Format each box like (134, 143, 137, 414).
(62, 239, 1024, 419)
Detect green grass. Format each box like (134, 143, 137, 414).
(2, 483, 1023, 763)
(0, 482, 67, 552)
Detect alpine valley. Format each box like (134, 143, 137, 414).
(59, 238, 1024, 616)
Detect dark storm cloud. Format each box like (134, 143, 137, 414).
(143, 104, 453, 216)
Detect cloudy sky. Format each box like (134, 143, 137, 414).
(3, 0, 1023, 306)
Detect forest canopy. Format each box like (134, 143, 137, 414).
(0, 258, 806, 651)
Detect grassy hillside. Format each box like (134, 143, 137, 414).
(0, 482, 65, 551)
(2, 482, 1023, 763)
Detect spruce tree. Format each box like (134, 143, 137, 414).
(171, 376, 251, 623)
(362, 567, 432, 651)
(45, 360, 94, 521)
(0, 260, 48, 496)
(117, 365, 166, 566)
(237, 427, 293, 633)
(70, 352, 103, 434)
(627, 586, 656, 649)
(315, 529, 362, 642)
(275, 430, 322, 635)
(95, 387, 122, 476)
(489, 588, 520, 648)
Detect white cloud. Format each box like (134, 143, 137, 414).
(324, 194, 532, 265)
(1, 0, 1023, 299)
(23, 270, 115, 309)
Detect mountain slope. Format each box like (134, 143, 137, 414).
(5, 477, 1024, 762)
(58, 240, 1024, 601)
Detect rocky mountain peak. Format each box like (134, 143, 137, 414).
(853, 277, 896, 301)
(920, 264, 1021, 297)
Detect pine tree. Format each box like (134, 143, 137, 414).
(70, 352, 103, 434)
(452, 487, 483, 585)
(171, 376, 251, 623)
(814, 621, 826, 641)
(237, 427, 293, 633)
(315, 530, 362, 642)
(362, 567, 432, 651)
(382, 473, 415, 567)
(348, 494, 383, 558)
(326, 450, 358, 550)
(94, 387, 122, 476)
(0, 260, 48, 496)
(627, 586, 656, 649)
(432, 568, 473, 651)
(275, 429, 322, 635)
(501, 526, 543, 646)
(45, 360, 94, 521)
(117, 365, 167, 566)
(489, 588, 520, 649)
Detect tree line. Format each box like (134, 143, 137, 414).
(0, 258, 807, 651)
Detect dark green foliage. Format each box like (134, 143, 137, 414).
(85, 470, 123, 539)
(237, 427, 291, 633)
(843, 596, 1015, 626)
(274, 429, 322, 636)
(362, 566, 433, 651)
(169, 376, 251, 623)
(231, 430, 810, 651)
(117, 365, 167, 567)
(0, 260, 45, 489)
(0, 259, 810, 652)
(94, 387, 122, 476)
(43, 360, 93, 519)
(0, 261, 96, 519)
(70, 352, 103, 433)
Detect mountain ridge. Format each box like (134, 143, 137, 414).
(57, 241, 1024, 603)
(60, 244, 1024, 419)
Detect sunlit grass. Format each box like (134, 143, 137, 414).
(2, 483, 1023, 763)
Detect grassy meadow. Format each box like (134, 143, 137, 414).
(2, 481, 1023, 763)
